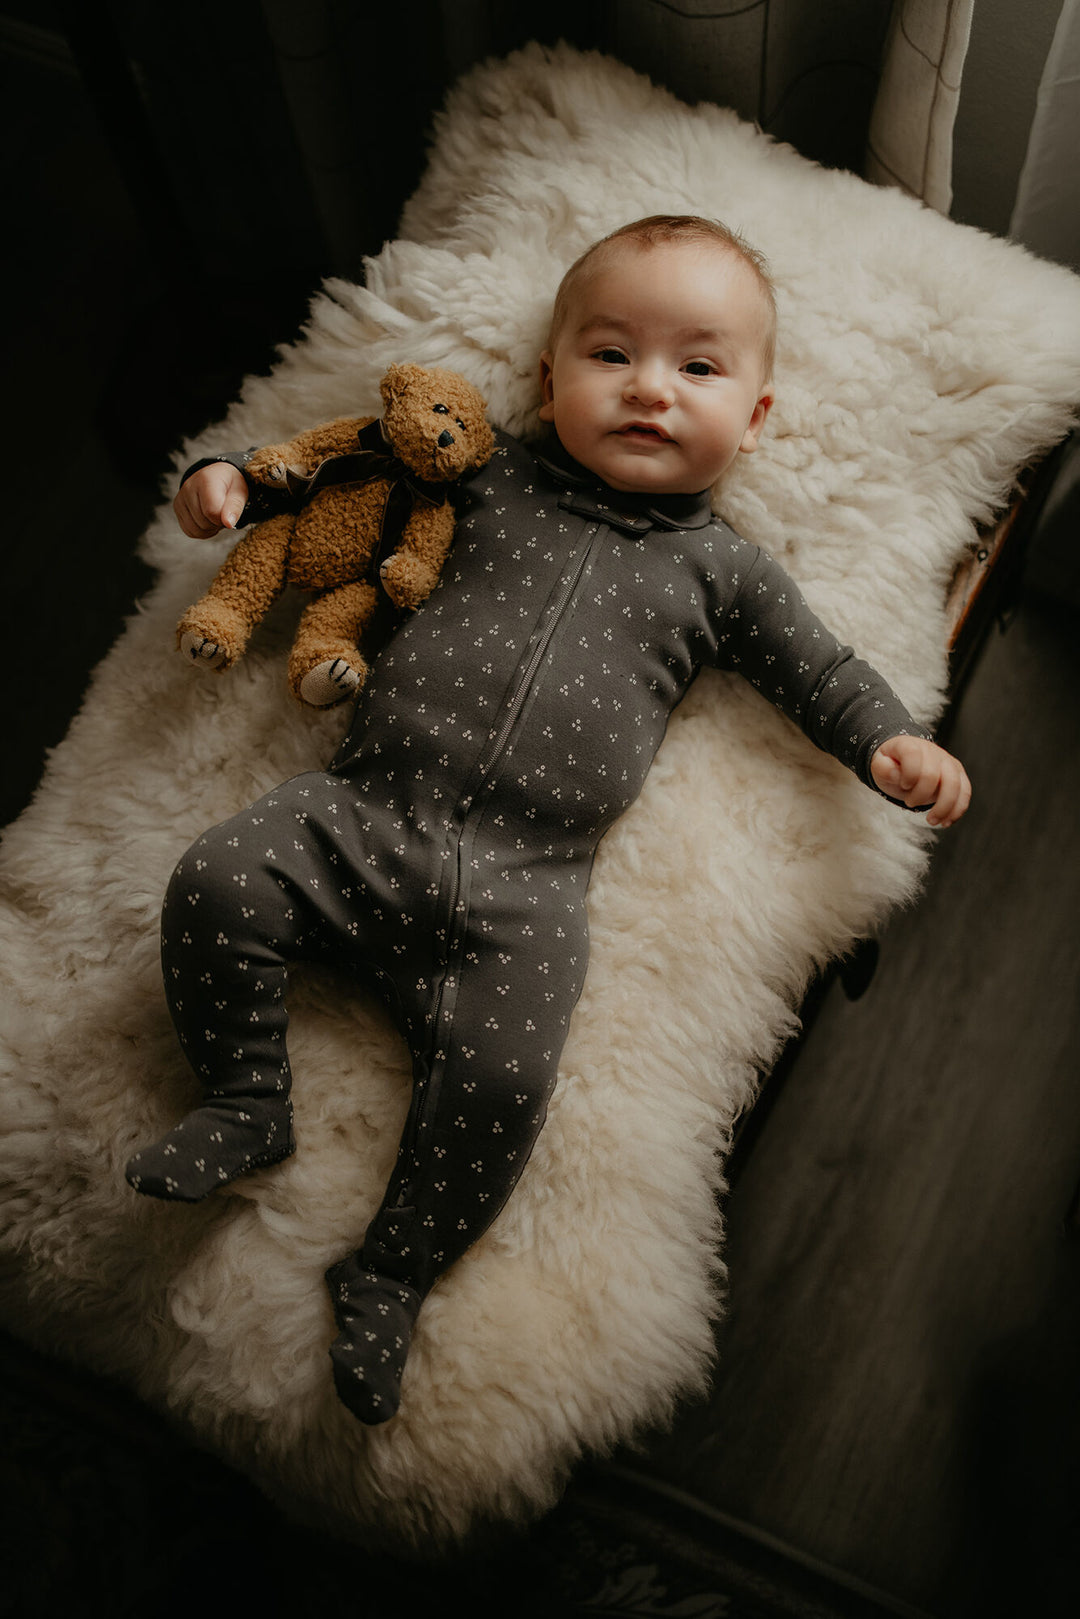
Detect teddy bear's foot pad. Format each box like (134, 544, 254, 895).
(325, 1253, 423, 1425)
(179, 630, 228, 669)
(125, 1097, 295, 1201)
(298, 658, 364, 707)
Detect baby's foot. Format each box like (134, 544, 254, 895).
(298, 657, 365, 708)
(125, 1096, 295, 1202)
(325, 1252, 422, 1425)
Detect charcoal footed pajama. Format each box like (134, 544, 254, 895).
(125, 769, 589, 1423)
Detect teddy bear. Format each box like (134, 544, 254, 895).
(177, 362, 495, 706)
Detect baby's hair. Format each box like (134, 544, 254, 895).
(549, 213, 777, 378)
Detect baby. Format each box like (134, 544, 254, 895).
(127, 216, 970, 1425)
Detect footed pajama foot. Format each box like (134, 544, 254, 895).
(325, 1251, 423, 1425)
(125, 1096, 295, 1201)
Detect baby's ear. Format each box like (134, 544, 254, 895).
(739, 385, 774, 454)
(538, 351, 556, 423)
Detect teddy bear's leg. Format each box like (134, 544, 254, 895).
(379, 499, 455, 611)
(177, 514, 293, 671)
(288, 579, 378, 707)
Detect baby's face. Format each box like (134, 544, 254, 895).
(539, 241, 773, 495)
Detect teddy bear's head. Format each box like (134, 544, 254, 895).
(380, 363, 495, 484)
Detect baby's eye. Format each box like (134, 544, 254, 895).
(594, 347, 629, 365)
(683, 360, 718, 377)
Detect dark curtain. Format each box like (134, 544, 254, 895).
(57, 0, 611, 291)
(58, 0, 898, 295)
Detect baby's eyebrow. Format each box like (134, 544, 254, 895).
(677, 325, 727, 345)
(576, 315, 632, 337)
(576, 315, 731, 348)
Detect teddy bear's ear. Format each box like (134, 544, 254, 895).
(380, 363, 426, 405)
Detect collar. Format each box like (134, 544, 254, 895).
(532, 433, 715, 536)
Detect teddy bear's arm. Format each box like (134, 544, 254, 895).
(379, 497, 456, 612)
(244, 417, 376, 488)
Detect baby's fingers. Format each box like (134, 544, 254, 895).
(926, 759, 972, 828)
(873, 743, 936, 807)
(870, 737, 972, 827)
(176, 492, 220, 539)
(904, 764, 943, 811)
(174, 465, 247, 538)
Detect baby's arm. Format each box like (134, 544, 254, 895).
(173, 450, 295, 538)
(717, 544, 973, 824)
(870, 735, 971, 828)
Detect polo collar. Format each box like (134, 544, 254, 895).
(532, 435, 715, 536)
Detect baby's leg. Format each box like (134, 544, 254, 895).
(126, 774, 368, 1201)
(328, 863, 591, 1423)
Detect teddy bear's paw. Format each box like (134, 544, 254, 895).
(298, 657, 365, 708)
(380, 554, 438, 612)
(243, 449, 289, 487)
(179, 630, 228, 670)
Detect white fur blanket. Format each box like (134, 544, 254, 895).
(2, 44, 1079, 1551)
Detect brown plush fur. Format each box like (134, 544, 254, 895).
(176, 363, 494, 706)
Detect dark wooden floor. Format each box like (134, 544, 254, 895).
(4, 14, 1079, 1619)
(628, 584, 1080, 1617)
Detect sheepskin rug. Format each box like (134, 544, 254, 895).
(2, 43, 1079, 1550)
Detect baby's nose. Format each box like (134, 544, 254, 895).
(624, 363, 673, 406)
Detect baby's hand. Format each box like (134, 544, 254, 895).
(870, 735, 971, 828)
(173, 462, 249, 539)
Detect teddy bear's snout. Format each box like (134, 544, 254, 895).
(436, 429, 455, 448)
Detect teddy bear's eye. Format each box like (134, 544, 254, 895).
(432, 403, 450, 415)
(456, 419, 465, 431)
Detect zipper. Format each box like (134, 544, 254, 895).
(393, 522, 599, 1205)
(471, 530, 598, 786)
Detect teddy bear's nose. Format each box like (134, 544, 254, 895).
(437, 429, 455, 448)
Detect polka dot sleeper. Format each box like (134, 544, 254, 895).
(126, 430, 927, 1424)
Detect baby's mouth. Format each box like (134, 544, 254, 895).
(618, 423, 672, 441)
